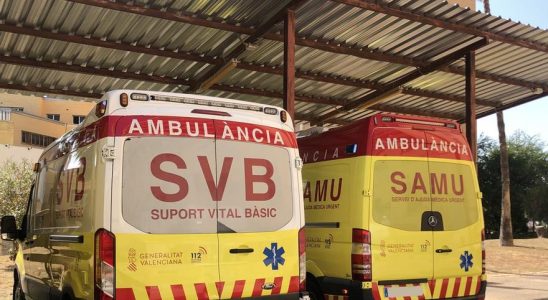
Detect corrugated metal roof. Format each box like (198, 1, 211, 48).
(0, 0, 546, 127)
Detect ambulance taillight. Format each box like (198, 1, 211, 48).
(299, 227, 306, 291)
(481, 229, 486, 274)
(95, 229, 115, 300)
(351, 228, 371, 281)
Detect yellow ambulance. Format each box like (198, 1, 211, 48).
(298, 114, 486, 300)
(1, 90, 308, 300)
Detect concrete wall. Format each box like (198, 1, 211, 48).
(0, 93, 95, 148)
(41, 97, 94, 125)
(0, 93, 94, 125)
(0, 122, 15, 145)
(11, 112, 68, 147)
(0, 145, 42, 164)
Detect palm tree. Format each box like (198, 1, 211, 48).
(479, 0, 514, 246)
(497, 111, 513, 246)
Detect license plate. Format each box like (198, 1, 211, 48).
(384, 285, 424, 297)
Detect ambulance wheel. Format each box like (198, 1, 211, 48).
(306, 278, 324, 300)
(12, 272, 25, 300)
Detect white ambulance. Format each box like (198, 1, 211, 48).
(1, 90, 307, 300)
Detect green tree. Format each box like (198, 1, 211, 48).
(0, 159, 34, 224)
(477, 131, 548, 238)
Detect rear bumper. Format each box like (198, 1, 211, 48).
(316, 277, 487, 300)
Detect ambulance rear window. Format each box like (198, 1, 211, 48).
(121, 137, 294, 234)
(372, 160, 478, 231)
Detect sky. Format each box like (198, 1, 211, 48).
(474, 0, 548, 146)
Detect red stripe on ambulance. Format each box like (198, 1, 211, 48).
(272, 276, 283, 295)
(464, 276, 473, 296)
(117, 276, 300, 299)
(194, 283, 209, 300)
(231, 280, 246, 298)
(439, 278, 449, 298)
(145, 286, 162, 300)
(116, 288, 136, 300)
(60, 115, 297, 157)
(114, 116, 298, 148)
(253, 278, 266, 297)
(171, 284, 186, 300)
(215, 282, 225, 298)
(452, 277, 462, 297)
(288, 276, 300, 292)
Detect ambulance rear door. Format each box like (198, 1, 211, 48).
(113, 116, 221, 299)
(426, 130, 483, 297)
(215, 120, 301, 298)
(369, 127, 434, 292)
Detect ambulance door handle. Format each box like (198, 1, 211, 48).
(435, 248, 453, 253)
(229, 248, 254, 254)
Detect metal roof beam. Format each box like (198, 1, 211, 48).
(188, 0, 308, 92)
(63, 1, 548, 91)
(0, 81, 344, 125)
(0, 54, 494, 109)
(0, 24, 220, 65)
(331, 0, 548, 53)
(212, 84, 460, 121)
(239, 62, 496, 107)
(68, 0, 256, 35)
(317, 38, 488, 123)
(0, 78, 460, 124)
(0, 82, 103, 99)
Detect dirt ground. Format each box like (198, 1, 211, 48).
(484, 238, 548, 275)
(0, 238, 547, 299)
(1, 241, 14, 300)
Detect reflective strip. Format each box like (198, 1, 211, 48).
(464, 276, 473, 296)
(171, 284, 186, 300)
(372, 282, 382, 300)
(116, 288, 136, 300)
(194, 283, 209, 300)
(253, 279, 266, 297)
(146, 286, 162, 300)
(440, 278, 449, 298)
(452, 277, 462, 297)
(272, 276, 284, 294)
(288, 276, 300, 293)
(215, 282, 225, 298)
(231, 280, 246, 298)
(117, 276, 299, 299)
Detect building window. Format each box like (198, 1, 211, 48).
(73, 115, 85, 124)
(21, 131, 56, 148)
(0, 107, 24, 121)
(47, 114, 60, 121)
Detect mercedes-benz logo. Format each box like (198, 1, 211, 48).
(428, 215, 438, 227)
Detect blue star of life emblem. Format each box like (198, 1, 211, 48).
(460, 251, 474, 272)
(263, 243, 285, 270)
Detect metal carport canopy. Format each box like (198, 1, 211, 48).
(0, 0, 547, 128)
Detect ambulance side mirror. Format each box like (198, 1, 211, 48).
(1, 215, 17, 241)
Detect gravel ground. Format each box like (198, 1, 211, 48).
(1, 241, 14, 300)
(1, 238, 547, 300)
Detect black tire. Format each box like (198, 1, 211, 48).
(12, 272, 25, 300)
(307, 277, 324, 300)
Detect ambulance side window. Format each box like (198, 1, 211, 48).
(19, 184, 34, 239)
(33, 158, 56, 232)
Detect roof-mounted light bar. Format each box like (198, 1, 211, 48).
(379, 115, 458, 129)
(150, 94, 263, 112)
